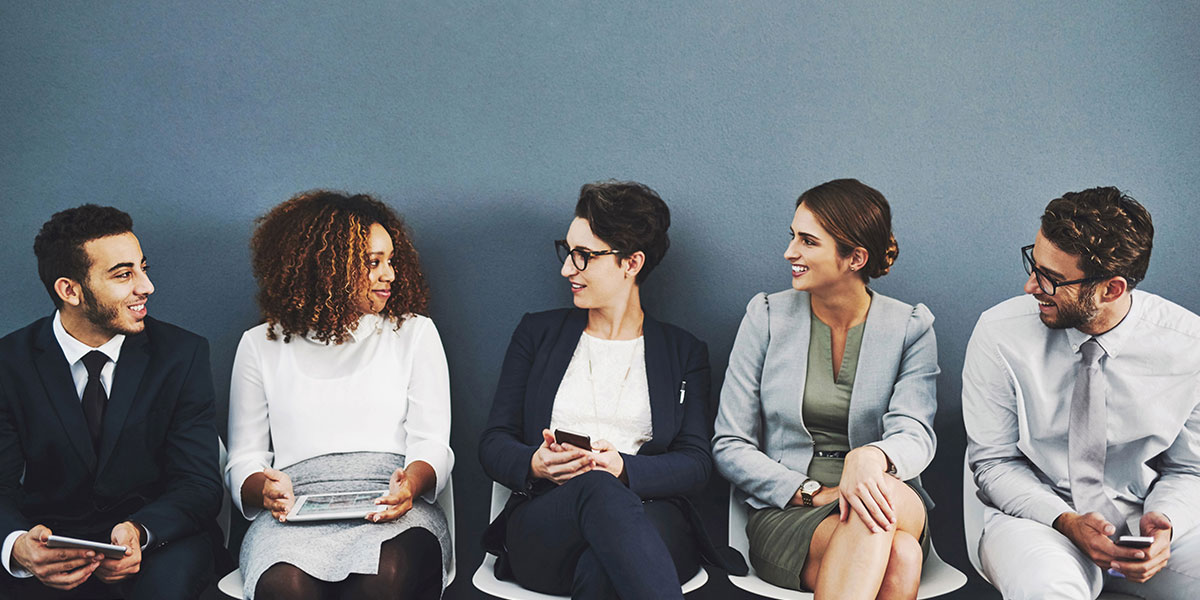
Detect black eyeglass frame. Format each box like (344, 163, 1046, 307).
(1020, 244, 1130, 296)
(555, 239, 625, 271)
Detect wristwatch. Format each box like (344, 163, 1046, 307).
(800, 478, 821, 507)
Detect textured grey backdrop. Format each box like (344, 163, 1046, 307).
(2, 2, 1198, 598)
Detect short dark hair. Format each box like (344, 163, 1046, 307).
(796, 179, 898, 282)
(574, 180, 671, 285)
(1041, 187, 1153, 289)
(33, 205, 134, 308)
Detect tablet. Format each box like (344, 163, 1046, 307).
(285, 489, 389, 522)
(45, 535, 127, 559)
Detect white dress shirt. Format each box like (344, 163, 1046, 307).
(549, 332, 652, 455)
(964, 291, 1200, 537)
(225, 313, 454, 520)
(3, 312, 132, 577)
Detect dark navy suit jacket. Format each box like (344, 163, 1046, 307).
(0, 315, 222, 561)
(479, 308, 713, 501)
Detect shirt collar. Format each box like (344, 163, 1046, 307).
(52, 310, 125, 366)
(1066, 290, 1143, 359)
(301, 313, 385, 345)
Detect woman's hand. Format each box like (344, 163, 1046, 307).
(591, 439, 625, 481)
(369, 468, 415, 523)
(261, 468, 295, 522)
(530, 429, 594, 484)
(836, 446, 896, 533)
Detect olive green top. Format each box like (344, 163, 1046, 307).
(801, 313, 866, 487)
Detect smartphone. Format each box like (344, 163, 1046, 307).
(554, 428, 593, 451)
(45, 535, 128, 559)
(1116, 535, 1154, 549)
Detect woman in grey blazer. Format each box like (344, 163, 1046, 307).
(713, 179, 938, 599)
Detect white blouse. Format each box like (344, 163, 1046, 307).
(225, 313, 454, 519)
(549, 332, 652, 455)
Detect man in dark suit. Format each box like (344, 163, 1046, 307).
(0, 205, 222, 599)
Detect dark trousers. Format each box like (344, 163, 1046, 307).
(0, 529, 215, 600)
(504, 471, 699, 600)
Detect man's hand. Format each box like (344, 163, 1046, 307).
(11, 525, 102, 590)
(1110, 512, 1172, 583)
(95, 521, 141, 584)
(530, 429, 593, 484)
(1054, 512, 1145, 569)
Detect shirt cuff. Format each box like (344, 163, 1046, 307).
(140, 525, 153, 551)
(3, 530, 33, 578)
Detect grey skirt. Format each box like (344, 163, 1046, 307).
(239, 452, 452, 599)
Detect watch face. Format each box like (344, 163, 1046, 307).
(802, 480, 821, 493)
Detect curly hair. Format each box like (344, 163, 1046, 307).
(250, 190, 429, 344)
(33, 204, 134, 308)
(1041, 187, 1153, 289)
(796, 179, 898, 282)
(574, 180, 671, 285)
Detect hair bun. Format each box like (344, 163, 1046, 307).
(871, 234, 899, 278)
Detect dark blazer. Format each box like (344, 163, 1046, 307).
(0, 315, 222, 555)
(479, 308, 712, 500)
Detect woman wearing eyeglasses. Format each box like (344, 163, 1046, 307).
(713, 179, 938, 599)
(479, 181, 743, 599)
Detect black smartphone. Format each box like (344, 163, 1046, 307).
(1116, 535, 1153, 549)
(554, 428, 593, 451)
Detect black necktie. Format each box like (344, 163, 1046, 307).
(81, 350, 109, 448)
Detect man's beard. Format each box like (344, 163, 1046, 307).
(81, 284, 139, 337)
(1039, 287, 1101, 330)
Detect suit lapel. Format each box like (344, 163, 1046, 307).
(848, 291, 902, 446)
(32, 318, 97, 470)
(641, 316, 672, 454)
(97, 329, 149, 473)
(533, 310, 588, 436)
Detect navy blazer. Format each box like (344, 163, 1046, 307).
(0, 316, 222, 551)
(479, 308, 712, 500)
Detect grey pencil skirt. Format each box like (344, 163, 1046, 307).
(238, 451, 452, 599)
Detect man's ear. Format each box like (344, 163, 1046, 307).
(1098, 276, 1129, 304)
(54, 278, 83, 307)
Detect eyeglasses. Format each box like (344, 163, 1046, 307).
(1020, 245, 1113, 296)
(555, 239, 623, 271)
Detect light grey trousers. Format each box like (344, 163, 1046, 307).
(980, 507, 1200, 600)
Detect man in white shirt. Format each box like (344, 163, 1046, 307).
(964, 187, 1200, 600)
(0, 205, 221, 599)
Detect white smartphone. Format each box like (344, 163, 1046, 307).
(1116, 535, 1154, 549)
(45, 535, 128, 559)
(285, 489, 390, 522)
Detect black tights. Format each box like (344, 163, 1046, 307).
(255, 528, 442, 600)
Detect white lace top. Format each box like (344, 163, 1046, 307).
(549, 332, 653, 455)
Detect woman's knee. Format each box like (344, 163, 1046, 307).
(885, 531, 923, 579)
(881, 477, 925, 535)
(256, 562, 323, 599)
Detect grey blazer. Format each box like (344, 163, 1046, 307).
(712, 289, 939, 509)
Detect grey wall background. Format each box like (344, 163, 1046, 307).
(3, 2, 1198, 598)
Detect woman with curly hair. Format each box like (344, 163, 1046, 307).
(713, 179, 938, 599)
(225, 191, 452, 600)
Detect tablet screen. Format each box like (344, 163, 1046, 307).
(294, 491, 383, 517)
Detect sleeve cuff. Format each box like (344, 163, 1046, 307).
(3, 530, 33, 578)
(1030, 496, 1076, 528)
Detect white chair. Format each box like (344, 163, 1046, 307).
(471, 482, 709, 598)
(218, 477, 457, 598)
(963, 456, 1138, 600)
(728, 488, 967, 599)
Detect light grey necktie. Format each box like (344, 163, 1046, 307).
(1068, 337, 1128, 534)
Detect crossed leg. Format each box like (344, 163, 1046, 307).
(800, 477, 926, 600)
